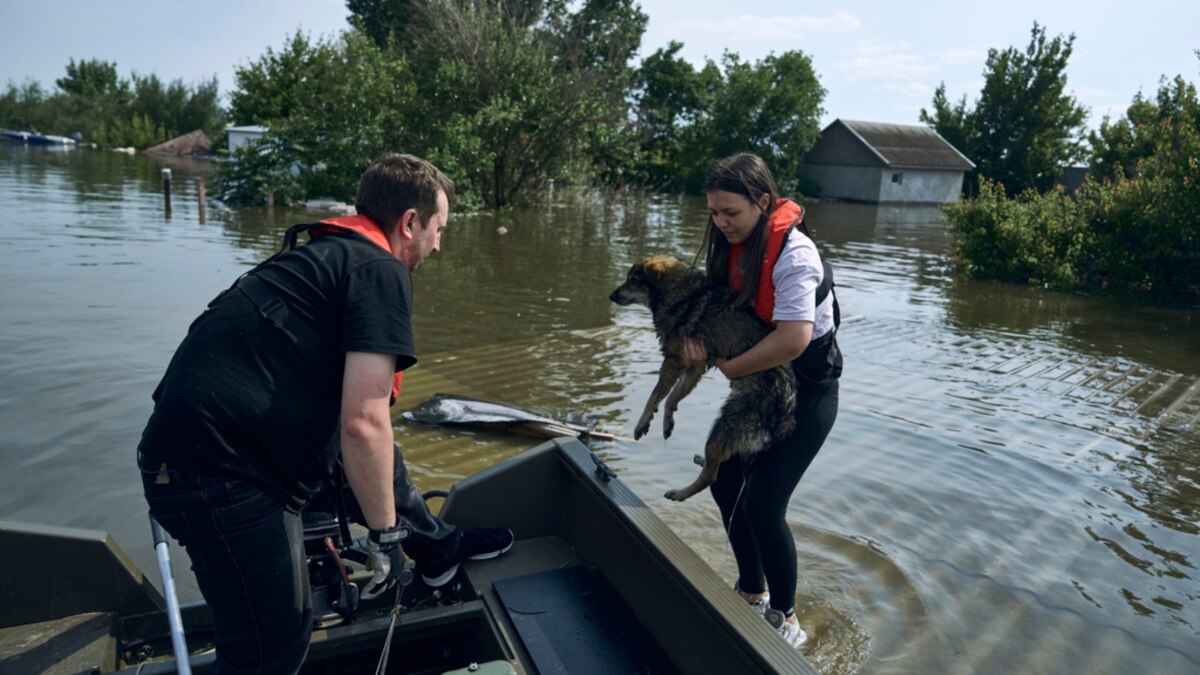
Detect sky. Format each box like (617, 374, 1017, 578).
(1, 1, 1197, 131)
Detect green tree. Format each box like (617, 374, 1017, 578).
(56, 58, 127, 100)
(705, 50, 824, 189)
(227, 2, 646, 208)
(1082, 59, 1200, 292)
(919, 84, 975, 196)
(0, 80, 64, 132)
(54, 58, 133, 139)
(919, 83, 970, 164)
(381, 0, 647, 207)
(129, 73, 224, 140)
(944, 57, 1200, 295)
(1089, 74, 1200, 181)
(218, 31, 418, 206)
(348, 0, 544, 46)
(631, 41, 708, 189)
(228, 32, 342, 125)
(3, 60, 225, 147)
(921, 23, 1088, 197)
(630, 47, 824, 193)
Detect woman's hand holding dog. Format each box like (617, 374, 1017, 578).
(682, 337, 707, 364)
(683, 338, 732, 378)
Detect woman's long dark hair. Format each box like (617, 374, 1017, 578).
(698, 153, 781, 308)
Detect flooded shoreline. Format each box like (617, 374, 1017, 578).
(2, 145, 1197, 673)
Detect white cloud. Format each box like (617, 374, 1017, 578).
(933, 47, 988, 66)
(1070, 86, 1118, 100)
(662, 10, 861, 43)
(882, 81, 934, 98)
(838, 39, 938, 81)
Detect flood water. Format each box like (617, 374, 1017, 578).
(2, 145, 1198, 674)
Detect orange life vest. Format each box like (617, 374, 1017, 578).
(727, 198, 805, 325)
(312, 215, 405, 404)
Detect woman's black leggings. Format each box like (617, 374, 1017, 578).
(709, 378, 838, 614)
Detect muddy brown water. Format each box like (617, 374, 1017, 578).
(1, 145, 1197, 673)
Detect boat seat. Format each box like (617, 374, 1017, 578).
(0, 611, 117, 673)
(492, 564, 678, 675)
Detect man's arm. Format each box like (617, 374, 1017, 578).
(340, 351, 398, 531)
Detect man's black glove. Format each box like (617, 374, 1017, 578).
(362, 523, 410, 600)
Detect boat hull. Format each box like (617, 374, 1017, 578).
(0, 438, 817, 674)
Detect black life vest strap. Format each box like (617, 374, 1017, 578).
(780, 218, 839, 330)
(235, 275, 299, 344)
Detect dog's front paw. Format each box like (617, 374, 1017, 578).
(633, 418, 651, 440)
(692, 454, 705, 466)
(664, 489, 683, 501)
(663, 414, 674, 439)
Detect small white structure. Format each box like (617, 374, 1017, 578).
(226, 125, 268, 152)
(800, 119, 974, 204)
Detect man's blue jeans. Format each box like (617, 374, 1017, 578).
(143, 471, 311, 674)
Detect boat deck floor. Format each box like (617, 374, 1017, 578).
(0, 611, 117, 674)
(465, 535, 677, 674)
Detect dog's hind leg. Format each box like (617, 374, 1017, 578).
(634, 360, 684, 440)
(662, 365, 704, 439)
(665, 388, 771, 502)
(664, 415, 740, 502)
(665, 432, 730, 502)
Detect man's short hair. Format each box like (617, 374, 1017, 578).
(356, 153, 455, 231)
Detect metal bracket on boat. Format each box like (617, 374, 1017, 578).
(591, 454, 617, 483)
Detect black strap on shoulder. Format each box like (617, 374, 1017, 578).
(783, 215, 840, 329)
(235, 275, 299, 344)
(205, 222, 327, 343)
(280, 222, 318, 253)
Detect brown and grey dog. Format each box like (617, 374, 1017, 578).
(609, 255, 797, 501)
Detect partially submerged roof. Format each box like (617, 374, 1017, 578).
(142, 129, 212, 156)
(815, 119, 975, 171)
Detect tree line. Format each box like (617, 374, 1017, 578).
(923, 24, 1199, 296)
(217, 0, 824, 209)
(0, 58, 225, 149)
(2, 6, 1194, 297)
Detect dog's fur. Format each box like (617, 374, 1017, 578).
(609, 255, 797, 501)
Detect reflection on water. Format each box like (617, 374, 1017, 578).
(1, 146, 1198, 674)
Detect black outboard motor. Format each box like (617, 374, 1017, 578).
(303, 510, 362, 622)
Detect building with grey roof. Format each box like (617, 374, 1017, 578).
(799, 119, 975, 204)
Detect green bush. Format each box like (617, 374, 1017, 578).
(944, 180, 1088, 288)
(1080, 116, 1200, 292)
(945, 65, 1200, 297)
(944, 123, 1199, 294)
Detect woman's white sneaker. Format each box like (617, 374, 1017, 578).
(735, 584, 770, 616)
(764, 608, 808, 648)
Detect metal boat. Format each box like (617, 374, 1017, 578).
(1, 130, 78, 146)
(0, 437, 817, 674)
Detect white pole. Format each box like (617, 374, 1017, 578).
(151, 516, 192, 675)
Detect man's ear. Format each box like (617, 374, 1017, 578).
(397, 209, 419, 239)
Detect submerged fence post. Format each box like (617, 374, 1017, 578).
(161, 168, 172, 214)
(197, 178, 207, 224)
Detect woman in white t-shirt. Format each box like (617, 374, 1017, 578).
(683, 153, 841, 649)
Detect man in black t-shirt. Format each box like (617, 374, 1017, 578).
(138, 154, 513, 674)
